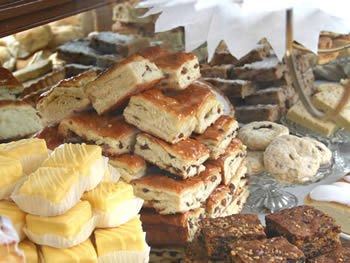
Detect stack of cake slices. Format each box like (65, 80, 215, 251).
(202, 40, 316, 123)
(0, 138, 150, 263)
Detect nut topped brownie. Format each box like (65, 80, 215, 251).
(308, 242, 350, 263)
(228, 237, 305, 263)
(265, 205, 341, 259)
(201, 214, 266, 260)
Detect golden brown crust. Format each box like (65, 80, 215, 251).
(108, 154, 146, 171)
(34, 125, 64, 150)
(138, 133, 209, 161)
(0, 100, 32, 108)
(214, 138, 244, 165)
(137, 46, 171, 62)
(155, 52, 197, 70)
(0, 67, 23, 90)
(206, 184, 231, 211)
(195, 116, 238, 142)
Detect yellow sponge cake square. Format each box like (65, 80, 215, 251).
(0, 156, 23, 200)
(18, 240, 37, 263)
(0, 201, 26, 241)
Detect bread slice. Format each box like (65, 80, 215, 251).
(131, 164, 222, 214)
(135, 133, 209, 179)
(154, 52, 201, 90)
(0, 101, 42, 142)
(58, 112, 139, 156)
(0, 68, 24, 101)
(85, 55, 164, 114)
(37, 70, 96, 126)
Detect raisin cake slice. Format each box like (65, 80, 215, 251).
(154, 52, 201, 90)
(85, 55, 164, 114)
(108, 154, 146, 183)
(131, 164, 222, 214)
(58, 112, 139, 156)
(140, 208, 204, 246)
(135, 133, 209, 179)
(37, 70, 97, 126)
(194, 115, 239, 160)
(203, 78, 256, 99)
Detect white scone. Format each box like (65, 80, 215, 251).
(108, 154, 147, 183)
(154, 52, 201, 90)
(208, 138, 247, 185)
(0, 68, 24, 101)
(246, 150, 265, 175)
(24, 201, 95, 248)
(82, 181, 143, 228)
(0, 156, 23, 200)
(264, 135, 321, 184)
(58, 112, 139, 156)
(302, 137, 332, 166)
(12, 167, 86, 216)
(41, 143, 106, 191)
(7, 25, 52, 59)
(37, 70, 96, 126)
(0, 138, 48, 175)
(131, 164, 221, 214)
(140, 208, 204, 246)
(85, 55, 164, 115)
(286, 100, 338, 137)
(0, 201, 26, 241)
(304, 175, 350, 235)
(134, 133, 209, 179)
(194, 115, 239, 160)
(94, 216, 150, 263)
(238, 121, 289, 151)
(0, 101, 42, 142)
(123, 88, 197, 144)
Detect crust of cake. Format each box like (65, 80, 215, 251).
(137, 46, 171, 61)
(34, 125, 64, 150)
(108, 154, 146, 174)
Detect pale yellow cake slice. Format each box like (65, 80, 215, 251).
(40, 239, 97, 263)
(41, 143, 106, 190)
(0, 138, 48, 175)
(94, 216, 150, 263)
(18, 240, 38, 263)
(82, 181, 142, 228)
(24, 201, 94, 248)
(0, 201, 26, 241)
(0, 156, 23, 200)
(12, 167, 84, 216)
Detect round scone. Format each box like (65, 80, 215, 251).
(246, 151, 265, 175)
(238, 121, 289, 150)
(264, 135, 321, 183)
(302, 137, 332, 166)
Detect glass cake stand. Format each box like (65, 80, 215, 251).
(245, 155, 335, 214)
(280, 115, 350, 173)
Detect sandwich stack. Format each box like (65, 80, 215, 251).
(202, 41, 316, 123)
(0, 138, 150, 263)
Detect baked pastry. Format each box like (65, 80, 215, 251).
(209, 41, 238, 66)
(203, 78, 256, 99)
(308, 242, 350, 263)
(150, 247, 185, 263)
(0, 216, 25, 263)
(0, 156, 23, 200)
(85, 55, 164, 114)
(286, 100, 338, 137)
(134, 133, 209, 179)
(206, 184, 236, 219)
(0, 67, 24, 101)
(34, 125, 64, 151)
(18, 240, 38, 263)
(302, 137, 332, 166)
(41, 143, 106, 191)
(89, 31, 150, 56)
(82, 181, 143, 228)
(265, 205, 341, 258)
(235, 42, 272, 66)
(201, 214, 266, 260)
(137, 46, 171, 61)
(0, 138, 48, 175)
(40, 239, 97, 263)
(200, 64, 232, 79)
(194, 115, 239, 160)
(0, 46, 15, 72)
(24, 200, 95, 248)
(108, 154, 147, 183)
(94, 216, 150, 263)
(304, 175, 350, 235)
(228, 237, 305, 262)
(0, 101, 43, 142)
(264, 135, 321, 184)
(0, 201, 26, 241)
(37, 70, 96, 126)
(221, 184, 250, 217)
(12, 167, 85, 216)
(154, 52, 201, 90)
(208, 138, 247, 185)
(58, 113, 139, 156)
(13, 59, 52, 83)
(64, 63, 102, 78)
(131, 164, 222, 214)
(235, 104, 283, 123)
(140, 208, 204, 246)
(238, 121, 289, 151)
(96, 54, 123, 68)
(48, 24, 84, 50)
(245, 86, 287, 106)
(246, 150, 265, 175)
